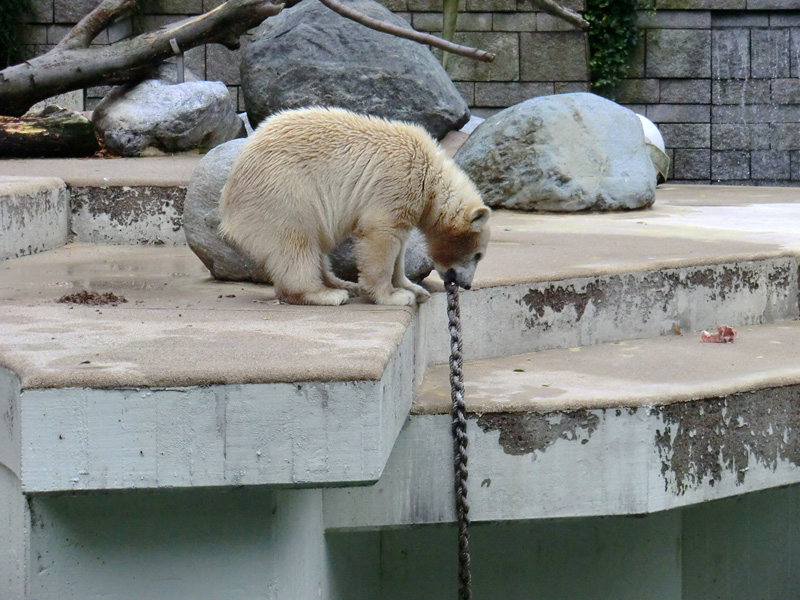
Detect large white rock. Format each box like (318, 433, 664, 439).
(455, 93, 657, 212)
(93, 79, 245, 157)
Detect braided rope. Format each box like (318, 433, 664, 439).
(445, 279, 471, 600)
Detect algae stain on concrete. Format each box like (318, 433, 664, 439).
(654, 386, 800, 495)
(477, 410, 599, 457)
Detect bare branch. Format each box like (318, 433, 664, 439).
(57, 0, 137, 50)
(529, 0, 589, 30)
(318, 0, 495, 63)
(0, 0, 287, 116)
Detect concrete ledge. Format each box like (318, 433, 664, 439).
(324, 322, 800, 528)
(422, 255, 799, 363)
(20, 318, 415, 491)
(0, 176, 68, 261)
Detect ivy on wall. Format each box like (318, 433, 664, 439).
(0, 0, 31, 68)
(585, 0, 651, 94)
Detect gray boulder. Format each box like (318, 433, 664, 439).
(455, 93, 657, 212)
(93, 78, 246, 157)
(241, 0, 469, 139)
(184, 139, 433, 285)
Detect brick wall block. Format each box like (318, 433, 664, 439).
(454, 82, 475, 105)
(772, 79, 800, 104)
(520, 32, 587, 81)
(536, 13, 577, 31)
(554, 82, 589, 94)
(660, 123, 711, 149)
(656, 0, 745, 8)
(712, 12, 768, 27)
(713, 104, 800, 123)
(466, 0, 517, 10)
(647, 104, 710, 123)
(207, 43, 243, 86)
(712, 123, 771, 150)
(447, 32, 519, 81)
(380, 0, 408, 10)
(751, 29, 791, 79)
(660, 79, 711, 104)
(674, 148, 711, 179)
(647, 29, 711, 78)
(712, 29, 750, 79)
(712, 79, 770, 104)
(609, 79, 660, 104)
(413, 12, 493, 31)
(54, 0, 100, 23)
(492, 13, 536, 31)
(793, 30, 800, 78)
(751, 150, 790, 179)
(712, 150, 749, 180)
(637, 11, 711, 29)
(791, 151, 800, 180)
(141, 0, 203, 14)
(769, 124, 800, 150)
(475, 81, 554, 106)
(27, 0, 53, 23)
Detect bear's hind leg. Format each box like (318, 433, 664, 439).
(270, 234, 349, 306)
(321, 255, 360, 297)
(355, 229, 416, 306)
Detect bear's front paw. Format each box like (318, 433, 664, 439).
(374, 289, 416, 306)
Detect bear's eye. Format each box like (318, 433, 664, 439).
(474, 253, 483, 262)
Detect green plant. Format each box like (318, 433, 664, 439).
(585, 0, 652, 94)
(0, 0, 32, 68)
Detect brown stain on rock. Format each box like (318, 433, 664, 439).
(477, 410, 600, 456)
(654, 386, 800, 495)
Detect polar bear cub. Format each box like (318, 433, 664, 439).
(219, 107, 490, 306)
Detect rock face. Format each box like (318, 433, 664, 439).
(93, 78, 245, 157)
(455, 93, 657, 212)
(241, 0, 469, 139)
(184, 139, 433, 285)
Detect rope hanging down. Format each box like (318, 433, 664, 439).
(445, 279, 471, 600)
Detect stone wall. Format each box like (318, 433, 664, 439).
(17, 0, 800, 186)
(613, 7, 800, 186)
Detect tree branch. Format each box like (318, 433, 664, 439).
(0, 0, 287, 116)
(529, 0, 589, 30)
(57, 0, 137, 50)
(318, 0, 495, 63)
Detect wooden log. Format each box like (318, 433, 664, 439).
(0, 107, 99, 158)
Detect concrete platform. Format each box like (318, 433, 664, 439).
(3, 180, 800, 599)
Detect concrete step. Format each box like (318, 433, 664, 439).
(0, 176, 68, 260)
(0, 245, 420, 491)
(324, 320, 800, 528)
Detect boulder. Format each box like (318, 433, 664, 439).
(184, 139, 433, 285)
(93, 78, 245, 157)
(241, 0, 469, 139)
(455, 93, 657, 212)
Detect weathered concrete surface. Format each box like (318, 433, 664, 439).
(29, 488, 331, 600)
(70, 185, 186, 245)
(0, 176, 68, 260)
(0, 245, 412, 390)
(422, 255, 798, 364)
(324, 382, 800, 527)
(0, 368, 25, 600)
(325, 322, 800, 527)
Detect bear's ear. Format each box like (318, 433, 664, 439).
(469, 206, 491, 232)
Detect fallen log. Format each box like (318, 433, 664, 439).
(0, 106, 99, 158)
